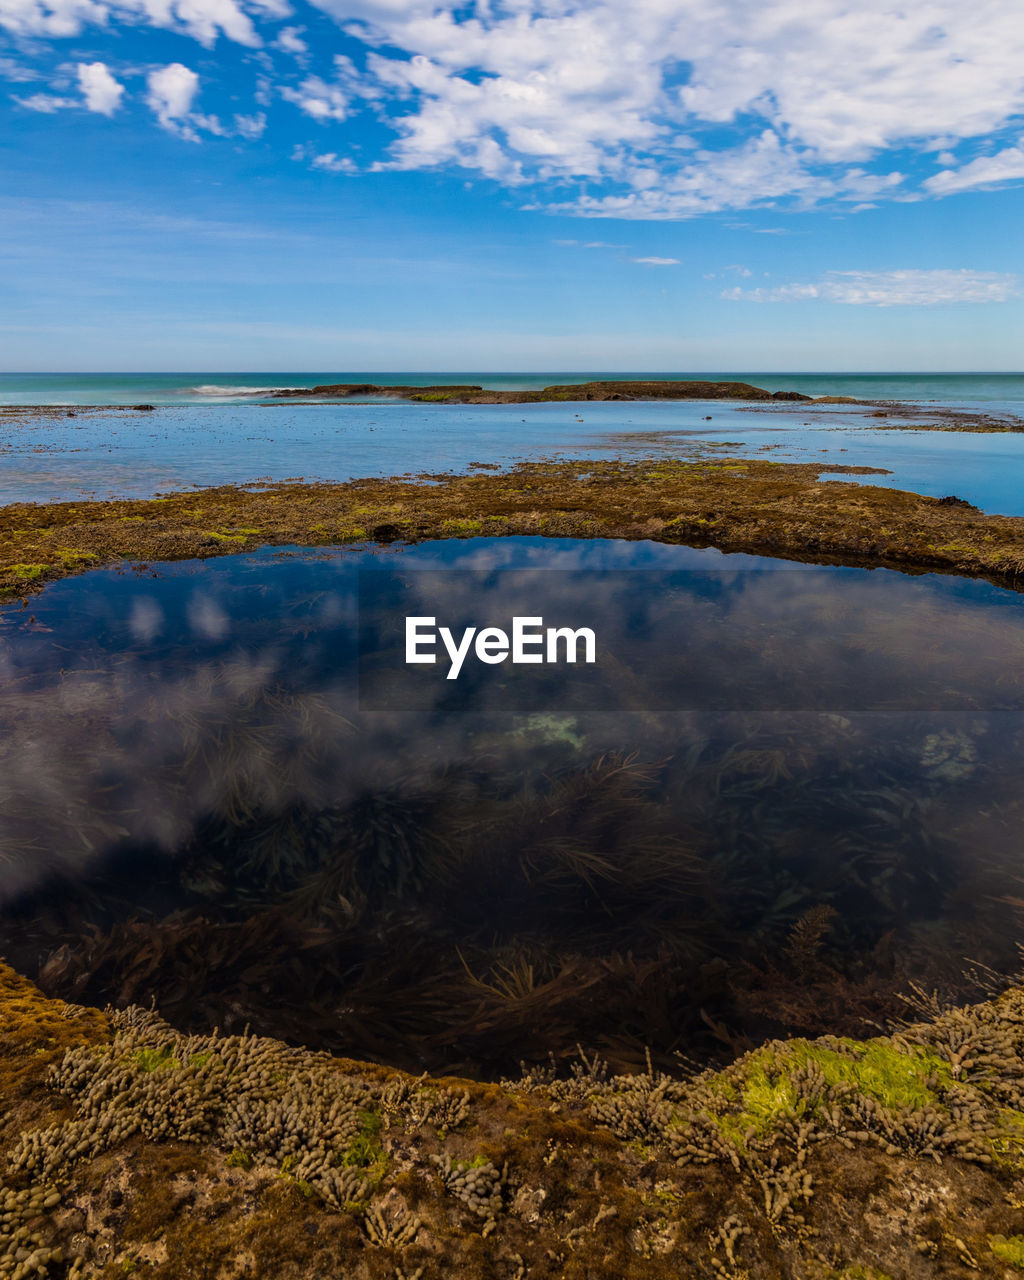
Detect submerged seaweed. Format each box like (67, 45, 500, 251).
(1, 683, 1019, 1078)
(3, 543, 1024, 1078)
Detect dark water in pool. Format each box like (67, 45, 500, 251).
(3, 536, 1024, 1076)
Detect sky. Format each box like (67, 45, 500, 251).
(1, 0, 1023, 371)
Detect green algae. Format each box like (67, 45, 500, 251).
(21, 447, 1004, 609)
(991, 1108, 1024, 1165)
(441, 517, 483, 534)
(699, 1037, 952, 1151)
(990, 1235, 1024, 1268)
(341, 1111, 386, 1172)
(510, 712, 585, 749)
(795, 1038, 949, 1108)
(203, 529, 248, 543)
(133, 1046, 180, 1072)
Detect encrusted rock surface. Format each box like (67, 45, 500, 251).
(7, 962, 1024, 1275)
(5, 453, 1024, 603)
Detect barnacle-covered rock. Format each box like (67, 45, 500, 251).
(380, 1078, 471, 1132)
(430, 1153, 506, 1218)
(7, 962, 1024, 1277)
(0, 1181, 70, 1280)
(10, 1008, 380, 1211)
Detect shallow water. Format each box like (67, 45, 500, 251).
(3, 536, 1024, 1075)
(4, 398, 1024, 513)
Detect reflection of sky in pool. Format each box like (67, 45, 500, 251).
(5, 399, 1024, 514)
(3, 536, 1024, 1074)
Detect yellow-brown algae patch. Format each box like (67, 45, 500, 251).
(2, 456, 1024, 600)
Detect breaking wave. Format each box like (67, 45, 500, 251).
(185, 384, 303, 397)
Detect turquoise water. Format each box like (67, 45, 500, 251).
(2, 370, 1024, 406)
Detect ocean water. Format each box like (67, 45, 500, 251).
(4, 397, 1024, 514)
(3, 536, 1024, 1072)
(1, 370, 1023, 406)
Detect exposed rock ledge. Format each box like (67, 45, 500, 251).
(3, 455, 1024, 603)
(269, 379, 814, 403)
(4, 961, 1024, 1278)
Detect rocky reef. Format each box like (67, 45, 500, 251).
(3, 453, 1024, 603)
(268, 379, 812, 403)
(7, 961, 1024, 1276)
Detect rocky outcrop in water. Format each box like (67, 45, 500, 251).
(270, 379, 813, 403)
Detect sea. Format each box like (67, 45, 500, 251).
(1, 370, 1023, 406)
(2, 371, 1024, 512)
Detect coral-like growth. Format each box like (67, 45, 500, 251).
(0, 1182, 69, 1279)
(9, 1008, 387, 1210)
(7, 965, 1024, 1276)
(429, 1153, 506, 1219)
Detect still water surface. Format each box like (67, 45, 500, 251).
(3, 536, 1023, 1075)
(4, 398, 1024, 513)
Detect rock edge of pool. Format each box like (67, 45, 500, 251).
(2, 453, 1023, 601)
(4, 960, 1024, 1279)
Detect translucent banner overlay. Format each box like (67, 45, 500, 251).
(356, 567, 1024, 713)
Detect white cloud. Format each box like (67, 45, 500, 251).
(133, 0, 260, 46)
(723, 269, 1020, 305)
(190, 110, 227, 135)
(308, 0, 1024, 213)
(233, 111, 266, 138)
(12, 91, 76, 111)
(280, 74, 347, 121)
(245, 0, 289, 16)
(0, 57, 43, 82)
(542, 132, 906, 219)
(0, 0, 259, 45)
(274, 24, 306, 54)
(310, 151, 356, 172)
(146, 62, 200, 139)
(0, 0, 105, 38)
(13, 59, 125, 119)
(632, 256, 680, 265)
(291, 142, 357, 172)
(6, 0, 1024, 215)
(77, 61, 124, 115)
(924, 142, 1024, 195)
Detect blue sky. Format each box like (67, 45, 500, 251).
(2, 0, 1024, 371)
